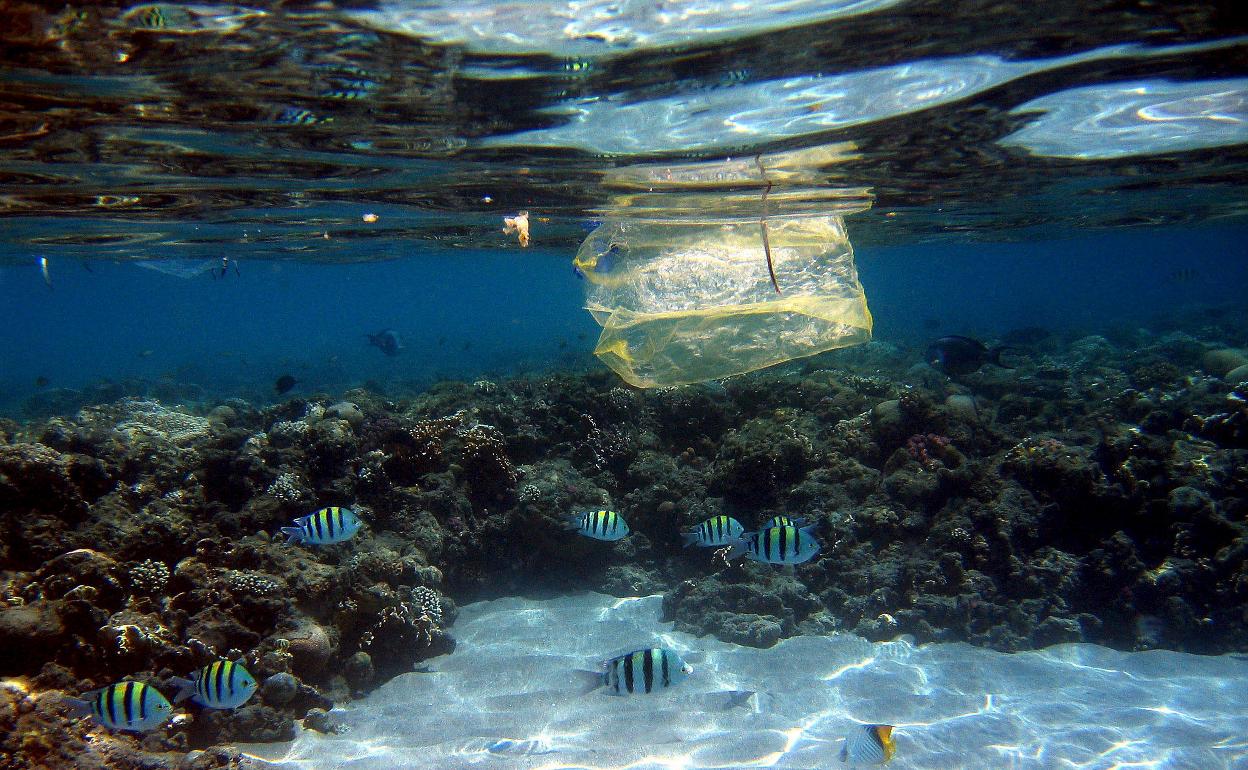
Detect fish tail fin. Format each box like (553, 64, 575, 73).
(280, 526, 304, 545)
(988, 346, 1017, 369)
(572, 669, 603, 695)
(63, 695, 93, 719)
(170, 677, 196, 704)
(680, 532, 700, 548)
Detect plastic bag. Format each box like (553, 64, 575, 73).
(574, 213, 872, 388)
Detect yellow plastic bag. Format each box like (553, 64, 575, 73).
(574, 213, 872, 388)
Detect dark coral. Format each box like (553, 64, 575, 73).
(2, 320, 1248, 768)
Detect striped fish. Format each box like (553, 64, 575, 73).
(65, 681, 172, 732)
(282, 506, 362, 545)
(171, 659, 257, 709)
(597, 648, 691, 696)
(840, 724, 896, 765)
(762, 514, 809, 529)
(274, 107, 331, 125)
(729, 524, 820, 565)
(681, 515, 744, 548)
(567, 509, 629, 541)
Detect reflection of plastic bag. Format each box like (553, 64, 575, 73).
(574, 214, 872, 388)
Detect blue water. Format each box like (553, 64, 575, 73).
(242, 593, 1248, 770)
(4, 225, 1244, 416)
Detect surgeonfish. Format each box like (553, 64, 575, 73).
(681, 515, 744, 548)
(367, 328, 403, 356)
(593, 648, 692, 696)
(729, 524, 820, 565)
(171, 659, 257, 709)
(840, 724, 896, 765)
(65, 681, 172, 732)
(567, 509, 629, 541)
(282, 506, 362, 545)
(925, 335, 1015, 377)
(762, 514, 808, 529)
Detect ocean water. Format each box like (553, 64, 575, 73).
(2, 2, 1248, 769)
(241, 593, 1248, 770)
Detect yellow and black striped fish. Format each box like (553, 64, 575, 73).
(599, 648, 691, 696)
(682, 515, 744, 547)
(66, 681, 172, 732)
(273, 107, 331, 126)
(840, 724, 896, 765)
(729, 524, 820, 565)
(171, 659, 257, 709)
(567, 509, 629, 541)
(762, 514, 808, 529)
(282, 506, 362, 545)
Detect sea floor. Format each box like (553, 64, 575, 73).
(241, 593, 1248, 770)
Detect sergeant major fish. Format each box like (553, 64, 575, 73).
(282, 506, 362, 545)
(65, 681, 172, 732)
(840, 724, 896, 766)
(681, 515, 744, 547)
(762, 514, 808, 529)
(171, 659, 257, 709)
(567, 509, 629, 541)
(729, 524, 820, 565)
(587, 648, 692, 696)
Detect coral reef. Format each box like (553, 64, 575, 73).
(2, 315, 1247, 767)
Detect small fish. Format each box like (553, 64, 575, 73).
(1169, 267, 1201, 283)
(35, 376, 50, 388)
(282, 506, 362, 545)
(840, 724, 896, 765)
(728, 524, 820, 565)
(274, 374, 297, 394)
(319, 80, 378, 100)
(65, 681, 172, 732)
(561, 58, 594, 74)
(762, 515, 808, 530)
(367, 329, 403, 356)
(591, 648, 691, 696)
(925, 335, 1014, 377)
(274, 106, 331, 125)
(40, 256, 52, 289)
(171, 659, 257, 709)
(567, 509, 629, 541)
(681, 515, 744, 548)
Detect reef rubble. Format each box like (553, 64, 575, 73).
(1, 322, 1247, 768)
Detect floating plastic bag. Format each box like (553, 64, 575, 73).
(574, 213, 872, 388)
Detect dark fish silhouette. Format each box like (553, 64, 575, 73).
(926, 335, 1015, 377)
(367, 329, 403, 356)
(35, 376, 50, 388)
(274, 374, 298, 394)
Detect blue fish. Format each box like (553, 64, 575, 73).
(729, 524, 820, 565)
(681, 515, 744, 547)
(65, 681, 172, 732)
(567, 509, 629, 541)
(171, 659, 257, 709)
(282, 506, 362, 545)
